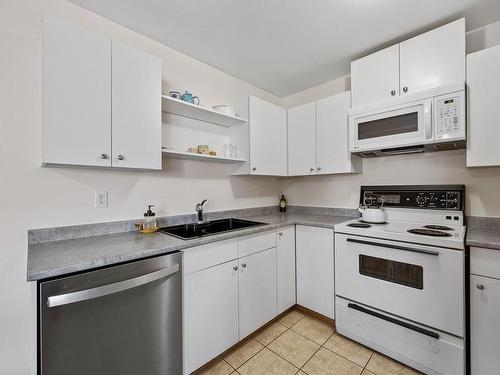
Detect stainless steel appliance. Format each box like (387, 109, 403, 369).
(39, 252, 182, 375)
(349, 84, 466, 157)
(334, 185, 466, 375)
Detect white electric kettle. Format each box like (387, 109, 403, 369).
(358, 204, 387, 223)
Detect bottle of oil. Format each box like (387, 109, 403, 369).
(279, 195, 287, 212)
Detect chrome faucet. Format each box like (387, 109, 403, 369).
(195, 199, 207, 223)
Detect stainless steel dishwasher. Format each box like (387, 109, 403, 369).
(39, 251, 182, 375)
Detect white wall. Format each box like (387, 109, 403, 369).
(0, 1, 284, 374)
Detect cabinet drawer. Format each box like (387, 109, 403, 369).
(183, 239, 238, 275)
(470, 247, 500, 279)
(239, 230, 276, 257)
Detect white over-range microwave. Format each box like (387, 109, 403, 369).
(349, 84, 466, 157)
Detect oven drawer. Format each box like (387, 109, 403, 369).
(336, 297, 464, 375)
(334, 234, 464, 336)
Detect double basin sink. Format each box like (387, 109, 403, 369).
(159, 218, 267, 240)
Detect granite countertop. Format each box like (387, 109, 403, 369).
(27, 213, 355, 281)
(466, 227, 500, 250)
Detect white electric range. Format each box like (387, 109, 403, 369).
(334, 185, 466, 375)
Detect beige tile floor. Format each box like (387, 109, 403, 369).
(197, 309, 422, 375)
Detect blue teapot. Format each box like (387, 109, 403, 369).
(181, 91, 200, 105)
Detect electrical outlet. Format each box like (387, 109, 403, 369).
(95, 191, 108, 208)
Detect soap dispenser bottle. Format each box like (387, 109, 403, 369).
(143, 205, 157, 231)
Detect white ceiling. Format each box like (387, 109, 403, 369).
(69, 0, 500, 97)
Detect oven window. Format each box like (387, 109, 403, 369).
(359, 255, 423, 289)
(357, 112, 418, 140)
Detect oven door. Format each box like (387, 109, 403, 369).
(335, 234, 464, 336)
(349, 99, 433, 153)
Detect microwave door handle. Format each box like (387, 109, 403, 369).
(47, 264, 180, 308)
(424, 100, 433, 139)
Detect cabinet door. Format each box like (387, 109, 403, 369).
(111, 41, 162, 170)
(351, 45, 400, 108)
(296, 226, 334, 318)
(239, 248, 277, 338)
(277, 226, 296, 314)
(316, 91, 361, 174)
(466, 45, 500, 167)
(184, 260, 239, 375)
(43, 15, 111, 167)
(470, 274, 500, 375)
(249, 96, 287, 176)
(288, 102, 317, 176)
(400, 19, 465, 96)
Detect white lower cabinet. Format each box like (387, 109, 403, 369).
(277, 226, 296, 314)
(183, 230, 281, 374)
(183, 260, 239, 375)
(470, 247, 500, 375)
(296, 225, 334, 318)
(239, 247, 277, 338)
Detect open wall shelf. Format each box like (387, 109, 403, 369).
(161, 95, 247, 127)
(162, 148, 246, 163)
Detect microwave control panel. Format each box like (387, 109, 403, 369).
(434, 91, 465, 140)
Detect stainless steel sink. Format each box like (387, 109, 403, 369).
(159, 218, 267, 239)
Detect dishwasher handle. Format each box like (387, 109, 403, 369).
(47, 263, 180, 308)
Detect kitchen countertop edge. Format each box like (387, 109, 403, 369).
(28, 214, 355, 281)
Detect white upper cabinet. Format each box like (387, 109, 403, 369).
(316, 91, 361, 174)
(43, 15, 112, 167)
(249, 96, 287, 176)
(288, 102, 317, 175)
(351, 45, 400, 108)
(466, 44, 500, 167)
(111, 41, 162, 170)
(399, 19, 465, 96)
(42, 15, 162, 170)
(288, 91, 361, 176)
(351, 19, 465, 109)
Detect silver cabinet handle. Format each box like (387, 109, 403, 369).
(309, 168, 314, 172)
(241, 263, 247, 268)
(116, 155, 124, 160)
(252, 167, 256, 171)
(317, 167, 322, 171)
(278, 232, 283, 236)
(403, 87, 408, 93)
(391, 90, 396, 96)
(47, 264, 179, 308)
(233, 266, 238, 271)
(477, 284, 485, 290)
(100, 153, 109, 159)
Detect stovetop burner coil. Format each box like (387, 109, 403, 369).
(423, 225, 453, 231)
(347, 223, 371, 228)
(407, 228, 452, 237)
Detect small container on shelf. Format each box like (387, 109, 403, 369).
(197, 145, 210, 155)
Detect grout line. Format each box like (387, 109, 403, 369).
(226, 339, 266, 371)
(364, 352, 374, 371)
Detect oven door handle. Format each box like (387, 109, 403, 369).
(47, 264, 180, 308)
(347, 238, 439, 256)
(348, 303, 440, 339)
